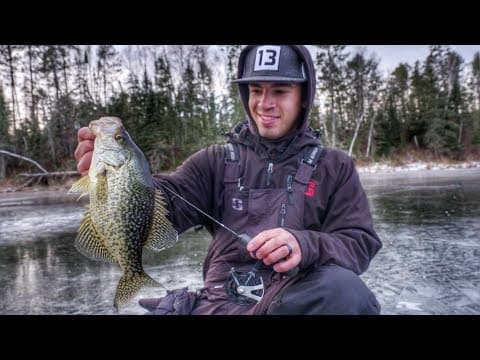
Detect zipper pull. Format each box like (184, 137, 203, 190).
(266, 162, 273, 186)
(280, 203, 287, 227)
(237, 178, 244, 191)
(286, 175, 293, 204)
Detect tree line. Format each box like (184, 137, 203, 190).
(0, 45, 479, 179)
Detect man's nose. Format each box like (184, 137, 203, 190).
(259, 90, 275, 108)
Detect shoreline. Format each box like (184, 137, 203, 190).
(356, 160, 480, 174)
(1, 160, 480, 195)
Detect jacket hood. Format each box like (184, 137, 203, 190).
(234, 45, 317, 138)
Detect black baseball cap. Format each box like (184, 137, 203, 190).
(232, 45, 307, 84)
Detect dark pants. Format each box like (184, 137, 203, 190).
(267, 264, 381, 315)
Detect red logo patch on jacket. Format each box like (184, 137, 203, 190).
(304, 180, 316, 197)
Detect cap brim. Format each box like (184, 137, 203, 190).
(232, 76, 307, 84)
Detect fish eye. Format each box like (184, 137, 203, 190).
(115, 134, 124, 142)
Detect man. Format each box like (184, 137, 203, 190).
(74, 45, 382, 314)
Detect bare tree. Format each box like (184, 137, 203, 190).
(316, 45, 350, 148)
(0, 45, 22, 130)
(345, 51, 381, 157)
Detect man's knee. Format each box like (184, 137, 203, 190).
(268, 264, 381, 315)
(317, 265, 380, 314)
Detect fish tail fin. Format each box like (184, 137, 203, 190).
(113, 272, 165, 309)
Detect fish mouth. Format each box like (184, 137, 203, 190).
(90, 117, 124, 137)
(96, 149, 130, 170)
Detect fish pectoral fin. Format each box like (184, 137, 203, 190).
(144, 190, 179, 252)
(114, 272, 164, 309)
(75, 210, 116, 263)
(69, 175, 91, 199)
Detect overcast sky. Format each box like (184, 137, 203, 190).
(115, 45, 480, 78)
(346, 45, 480, 75)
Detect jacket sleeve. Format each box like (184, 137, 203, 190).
(288, 152, 382, 275)
(151, 145, 225, 235)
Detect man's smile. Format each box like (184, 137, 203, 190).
(258, 114, 280, 127)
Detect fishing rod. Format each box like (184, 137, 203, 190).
(161, 185, 250, 245)
(161, 185, 298, 305)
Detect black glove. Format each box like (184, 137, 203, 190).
(139, 287, 197, 315)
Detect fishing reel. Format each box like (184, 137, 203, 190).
(225, 261, 264, 305)
(224, 233, 265, 305)
(223, 233, 299, 305)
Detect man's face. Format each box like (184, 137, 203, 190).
(248, 82, 304, 140)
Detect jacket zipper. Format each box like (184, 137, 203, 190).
(280, 203, 287, 227)
(286, 174, 293, 204)
(266, 162, 273, 187)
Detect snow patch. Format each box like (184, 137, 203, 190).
(357, 161, 480, 174)
(395, 301, 424, 311)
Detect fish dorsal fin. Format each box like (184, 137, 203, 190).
(69, 175, 91, 200)
(144, 190, 179, 252)
(75, 210, 116, 263)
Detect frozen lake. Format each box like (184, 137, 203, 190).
(0, 168, 479, 315)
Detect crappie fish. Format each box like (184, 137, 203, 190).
(70, 117, 178, 309)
